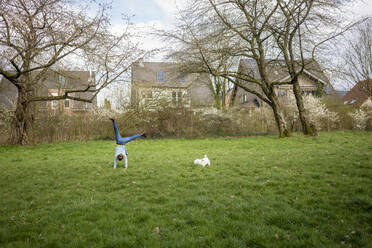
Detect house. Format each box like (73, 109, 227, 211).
(131, 61, 214, 109)
(0, 71, 96, 114)
(342, 79, 372, 108)
(228, 59, 334, 109)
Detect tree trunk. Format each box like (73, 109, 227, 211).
(269, 94, 291, 138)
(221, 82, 226, 110)
(215, 94, 221, 110)
(9, 87, 35, 145)
(292, 81, 317, 136)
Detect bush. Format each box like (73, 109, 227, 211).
(0, 98, 368, 145)
(282, 95, 340, 131)
(115, 106, 277, 138)
(0, 105, 280, 144)
(33, 111, 113, 143)
(349, 108, 368, 130)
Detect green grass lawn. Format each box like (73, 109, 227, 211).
(0, 131, 372, 248)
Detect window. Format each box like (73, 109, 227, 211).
(278, 89, 287, 97)
(301, 90, 316, 96)
(51, 92, 58, 109)
(64, 99, 70, 109)
(253, 98, 260, 107)
(78, 101, 88, 110)
(171, 91, 183, 105)
(240, 94, 248, 103)
(157, 72, 165, 82)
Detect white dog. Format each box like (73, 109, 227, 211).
(194, 155, 210, 167)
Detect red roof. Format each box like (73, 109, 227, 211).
(342, 79, 372, 105)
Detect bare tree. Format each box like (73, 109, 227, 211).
(270, 0, 358, 136)
(161, 16, 235, 110)
(167, 0, 350, 137)
(0, 0, 144, 145)
(269, 0, 318, 136)
(343, 18, 372, 98)
(166, 0, 294, 137)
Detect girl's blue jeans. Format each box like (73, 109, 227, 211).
(113, 122, 142, 145)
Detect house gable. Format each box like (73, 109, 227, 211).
(229, 59, 331, 108)
(342, 79, 372, 106)
(278, 69, 328, 86)
(131, 61, 214, 108)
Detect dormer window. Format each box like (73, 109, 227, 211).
(157, 72, 165, 82)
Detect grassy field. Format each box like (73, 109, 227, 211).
(0, 131, 371, 248)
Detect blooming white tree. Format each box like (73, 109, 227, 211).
(349, 108, 368, 130)
(285, 95, 339, 131)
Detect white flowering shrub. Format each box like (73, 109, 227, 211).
(284, 95, 339, 131)
(304, 95, 339, 130)
(90, 107, 117, 120)
(349, 108, 368, 130)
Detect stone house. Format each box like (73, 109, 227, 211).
(131, 61, 214, 109)
(0, 71, 96, 114)
(227, 59, 334, 109)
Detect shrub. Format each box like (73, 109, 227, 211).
(6, 105, 278, 144)
(0, 98, 367, 145)
(283, 95, 340, 131)
(349, 108, 368, 130)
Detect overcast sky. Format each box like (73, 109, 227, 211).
(106, 0, 372, 61)
(110, 0, 186, 23)
(110, 0, 372, 25)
